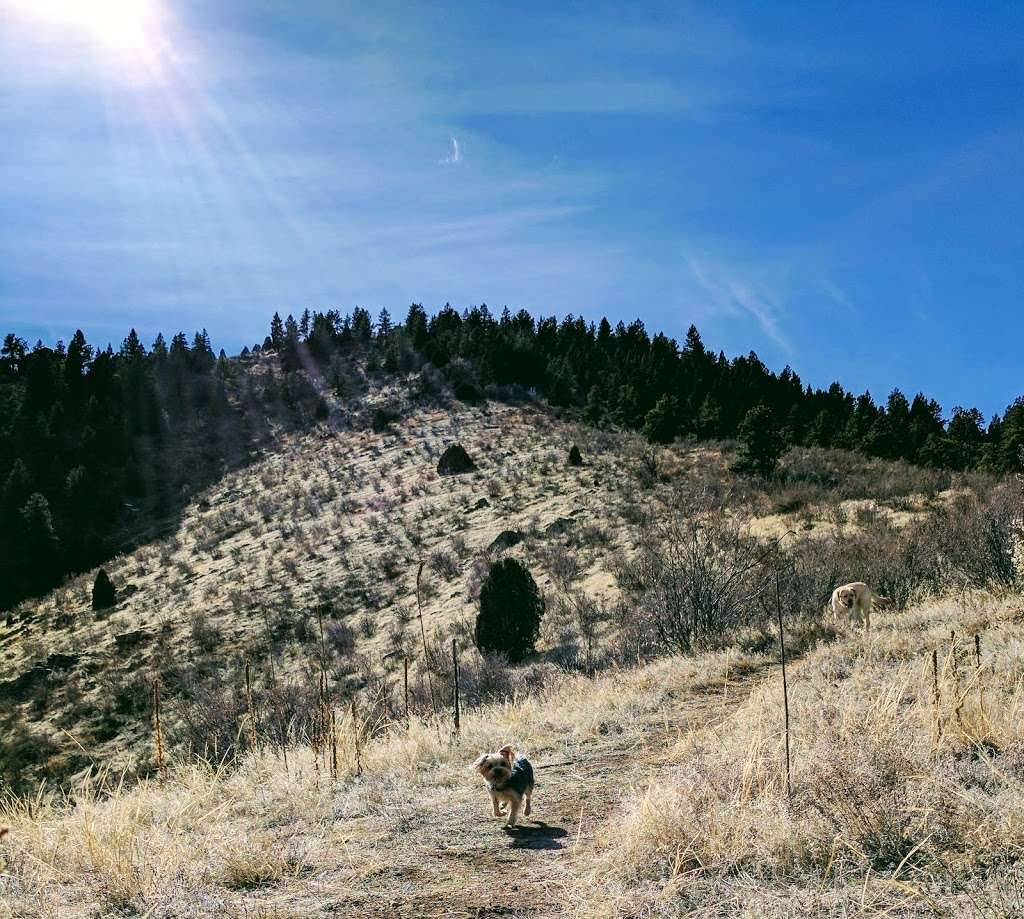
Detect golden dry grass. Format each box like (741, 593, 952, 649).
(0, 643, 769, 917)
(581, 589, 1024, 917)
(6, 590, 1024, 916)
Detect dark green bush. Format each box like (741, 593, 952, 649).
(91, 568, 116, 611)
(475, 558, 545, 662)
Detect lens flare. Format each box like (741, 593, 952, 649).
(10, 0, 160, 56)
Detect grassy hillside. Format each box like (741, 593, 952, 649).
(2, 591, 1023, 917)
(0, 374, 986, 795)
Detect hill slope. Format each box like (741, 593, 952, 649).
(2, 590, 1023, 917)
(0, 380, 974, 794)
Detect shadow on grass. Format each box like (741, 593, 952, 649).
(504, 821, 569, 850)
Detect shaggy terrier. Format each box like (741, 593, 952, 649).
(473, 744, 534, 827)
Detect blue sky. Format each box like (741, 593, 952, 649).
(1, 1, 1022, 416)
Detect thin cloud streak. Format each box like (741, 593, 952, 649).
(440, 135, 462, 165)
(685, 257, 792, 354)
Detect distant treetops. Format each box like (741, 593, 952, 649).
(1, 304, 1020, 609)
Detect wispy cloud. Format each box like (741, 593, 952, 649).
(685, 256, 792, 354)
(440, 135, 461, 165)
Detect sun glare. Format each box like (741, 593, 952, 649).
(15, 0, 160, 55)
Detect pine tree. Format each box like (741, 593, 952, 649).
(475, 558, 545, 661)
(733, 404, 783, 476)
(120, 329, 145, 361)
(584, 385, 606, 426)
(270, 312, 285, 350)
(92, 567, 116, 610)
(151, 332, 168, 361)
(19, 493, 59, 592)
(0, 334, 26, 377)
(643, 394, 680, 444)
(377, 308, 393, 342)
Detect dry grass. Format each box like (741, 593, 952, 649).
(5, 588, 1024, 915)
(0, 645, 763, 917)
(581, 590, 1024, 917)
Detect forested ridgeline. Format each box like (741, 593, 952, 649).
(274, 302, 1020, 471)
(2, 303, 1021, 610)
(0, 330, 326, 611)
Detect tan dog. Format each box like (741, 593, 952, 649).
(472, 744, 534, 827)
(830, 581, 889, 632)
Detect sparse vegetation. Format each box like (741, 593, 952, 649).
(2, 311, 1023, 916)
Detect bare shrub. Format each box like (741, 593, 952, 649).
(189, 612, 222, 654)
(618, 497, 773, 653)
(428, 549, 461, 581)
(325, 620, 356, 655)
(537, 543, 583, 590)
(917, 483, 1021, 588)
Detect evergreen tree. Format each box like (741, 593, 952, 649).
(19, 493, 59, 592)
(584, 385, 607, 426)
(91, 568, 116, 610)
(151, 332, 168, 363)
(120, 329, 145, 362)
(376, 308, 393, 342)
(0, 334, 26, 377)
(2, 459, 32, 525)
(697, 394, 723, 438)
(475, 558, 544, 662)
(270, 312, 285, 350)
(733, 404, 784, 476)
(643, 394, 680, 444)
(946, 406, 985, 469)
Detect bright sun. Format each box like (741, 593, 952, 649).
(17, 0, 160, 54)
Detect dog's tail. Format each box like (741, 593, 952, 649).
(873, 594, 892, 606)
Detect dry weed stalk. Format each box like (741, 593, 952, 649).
(975, 631, 985, 718)
(452, 638, 461, 737)
(775, 573, 791, 801)
(416, 561, 438, 714)
(350, 699, 362, 776)
(244, 661, 258, 752)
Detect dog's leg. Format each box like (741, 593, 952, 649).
(490, 791, 502, 818)
(524, 791, 532, 817)
(506, 796, 523, 827)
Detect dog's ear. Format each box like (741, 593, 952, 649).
(498, 744, 515, 766)
(471, 754, 488, 773)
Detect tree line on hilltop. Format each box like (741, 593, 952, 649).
(2, 303, 1022, 609)
(264, 302, 1019, 471)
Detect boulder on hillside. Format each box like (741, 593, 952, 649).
(114, 629, 152, 653)
(567, 445, 583, 467)
(371, 403, 402, 433)
(437, 444, 477, 476)
(544, 517, 575, 538)
(489, 530, 523, 553)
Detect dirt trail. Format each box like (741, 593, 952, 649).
(254, 666, 776, 918)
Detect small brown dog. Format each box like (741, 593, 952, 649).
(472, 744, 535, 827)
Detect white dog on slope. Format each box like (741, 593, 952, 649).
(830, 581, 889, 632)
